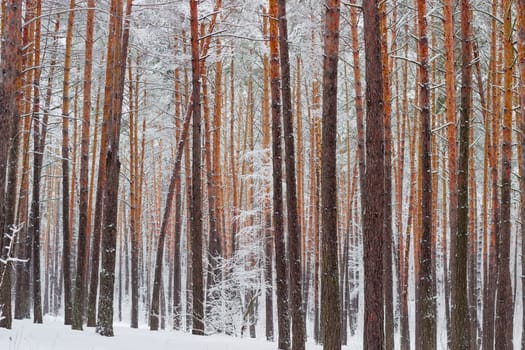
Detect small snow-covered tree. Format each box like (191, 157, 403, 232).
(205, 147, 271, 336)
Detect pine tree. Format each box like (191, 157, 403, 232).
(320, 1, 342, 349)
(416, 0, 436, 348)
(0, 0, 22, 330)
(495, 0, 515, 347)
(189, 0, 204, 336)
(269, 0, 290, 348)
(517, 0, 525, 347)
(71, 0, 95, 330)
(277, 1, 305, 349)
(452, 0, 472, 347)
(96, 0, 131, 336)
(362, 0, 386, 348)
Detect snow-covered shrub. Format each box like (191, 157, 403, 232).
(205, 147, 270, 336)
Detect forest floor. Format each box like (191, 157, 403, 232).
(0, 316, 360, 349)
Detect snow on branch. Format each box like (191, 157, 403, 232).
(0, 224, 26, 266)
(0, 224, 26, 322)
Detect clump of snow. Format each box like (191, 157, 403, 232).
(0, 316, 360, 349)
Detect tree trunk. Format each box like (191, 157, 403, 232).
(172, 61, 182, 331)
(443, 0, 458, 346)
(452, 0, 472, 347)
(96, 0, 131, 336)
(128, 60, 139, 329)
(379, 4, 394, 348)
(269, 0, 290, 348)
(27, 0, 45, 324)
(277, 1, 305, 349)
(362, 0, 385, 348)
(189, 0, 204, 336)
(14, 0, 36, 320)
(482, 2, 501, 348)
(261, 10, 274, 341)
(495, 0, 514, 347)
(71, 0, 95, 330)
(320, 1, 341, 350)
(517, 0, 525, 348)
(0, 0, 22, 329)
(415, 0, 436, 348)
(58, 0, 77, 326)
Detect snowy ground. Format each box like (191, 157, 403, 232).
(0, 317, 360, 350)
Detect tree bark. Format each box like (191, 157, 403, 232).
(172, 60, 182, 330)
(96, 0, 131, 336)
(0, 0, 22, 329)
(320, 1, 341, 350)
(517, 0, 525, 348)
(443, 0, 458, 346)
(27, 0, 45, 324)
(277, 1, 305, 349)
(362, 0, 385, 348)
(189, 0, 204, 336)
(415, 0, 436, 348)
(452, 0, 472, 347)
(59, 0, 77, 325)
(495, 0, 514, 347)
(14, 0, 36, 320)
(262, 9, 274, 341)
(378, 4, 394, 348)
(128, 60, 140, 329)
(269, 0, 290, 348)
(71, 0, 95, 330)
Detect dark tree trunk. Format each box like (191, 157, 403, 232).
(29, 5, 46, 323)
(172, 159, 183, 330)
(277, 1, 305, 349)
(320, 1, 342, 350)
(1, 116, 20, 329)
(452, 0, 472, 348)
(96, 0, 131, 336)
(0, 0, 22, 330)
(29, 66, 45, 326)
(86, 0, 131, 327)
(269, 0, 290, 348)
(264, 207, 274, 341)
(130, 209, 139, 329)
(96, 148, 121, 337)
(362, 0, 385, 348)
(415, 0, 436, 348)
(60, 0, 78, 326)
(495, 0, 514, 347)
(189, 0, 204, 336)
(72, 0, 95, 330)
